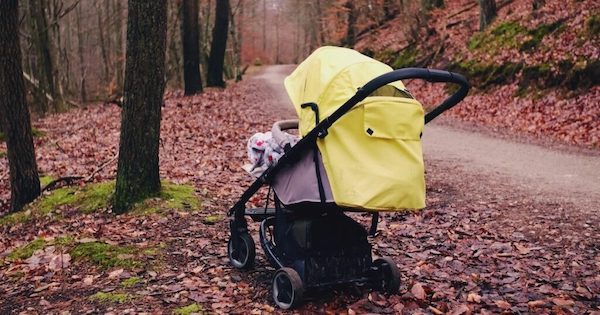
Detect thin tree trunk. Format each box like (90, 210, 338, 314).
(182, 0, 203, 94)
(0, 0, 41, 213)
(207, 0, 230, 87)
(114, 0, 124, 92)
(479, 0, 497, 31)
(29, 0, 55, 112)
(275, 5, 280, 63)
(114, 0, 167, 214)
(97, 0, 110, 85)
(344, 1, 356, 47)
(76, 3, 86, 102)
(262, 0, 266, 52)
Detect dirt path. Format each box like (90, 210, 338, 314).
(255, 65, 600, 213)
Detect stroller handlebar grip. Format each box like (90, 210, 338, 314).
(358, 68, 470, 125)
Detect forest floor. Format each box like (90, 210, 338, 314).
(1, 66, 599, 314)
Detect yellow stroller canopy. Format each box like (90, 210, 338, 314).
(284, 46, 426, 211)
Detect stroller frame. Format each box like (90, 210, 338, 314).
(227, 68, 469, 309)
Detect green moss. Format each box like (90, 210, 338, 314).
(173, 303, 203, 315)
(469, 22, 527, 51)
(392, 46, 420, 69)
(78, 182, 114, 213)
(70, 242, 142, 269)
(0, 211, 29, 226)
(7, 238, 46, 261)
(37, 187, 78, 215)
(143, 248, 158, 255)
(160, 182, 200, 211)
(120, 277, 141, 288)
(520, 21, 565, 51)
(202, 215, 222, 225)
(586, 15, 600, 37)
(448, 60, 523, 88)
(89, 292, 133, 304)
(0, 151, 6, 158)
(39, 175, 55, 187)
(0, 128, 45, 143)
(131, 182, 201, 215)
(54, 235, 75, 247)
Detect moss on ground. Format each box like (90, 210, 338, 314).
(120, 277, 141, 288)
(586, 14, 600, 37)
(520, 21, 565, 52)
(70, 242, 142, 269)
(7, 238, 46, 261)
(468, 20, 564, 52)
(131, 182, 201, 215)
(448, 60, 523, 88)
(202, 215, 222, 225)
(0, 181, 200, 227)
(173, 304, 203, 315)
(0, 128, 45, 143)
(468, 21, 527, 51)
(39, 175, 55, 187)
(89, 292, 133, 304)
(0, 211, 30, 226)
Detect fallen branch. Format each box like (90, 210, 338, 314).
(41, 176, 84, 192)
(446, 2, 478, 20)
(83, 155, 118, 182)
(41, 154, 118, 192)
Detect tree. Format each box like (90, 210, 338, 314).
(479, 0, 497, 31)
(182, 0, 203, 95)
(343, 1, 356, 47)
(0, 0, 41, 213)
(114, 0, 167, 214)
(207, 0, 230, 87)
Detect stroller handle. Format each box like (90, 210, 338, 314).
(360, 68, 470, 124)
(318, 68, 469, 134)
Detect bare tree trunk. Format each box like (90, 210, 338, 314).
(0, 0, 41, 213)
(343, 0, 356, 47)
(262, 0, 266, 52)
(182, 0, 203, 94)
(114, 0, 124, 92)
(532, 0, 545, 10)
(76, 3, 87, 102)
(114, 0, 167, 214)
(275, 4, 280, 64)
(479, 0, 497, 31)
(97, 0, 110, 85)
(29, 0, 55, 112)
(207, 0, 230, 87)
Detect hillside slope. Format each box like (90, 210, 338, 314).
(355, 0, 599, 148)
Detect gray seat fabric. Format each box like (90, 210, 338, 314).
(270, 120, 334, 205)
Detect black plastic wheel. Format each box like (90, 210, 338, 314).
(227, 232, 256, 269)
(272, 267, 304, 309)
(373, 257, 401, 294)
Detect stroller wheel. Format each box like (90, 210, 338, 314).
(227, 233, 255, 269)
(272, 267, 304, 309)
(373, 257, 401, 294)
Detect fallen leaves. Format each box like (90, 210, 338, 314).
(411, 282, 426, 300)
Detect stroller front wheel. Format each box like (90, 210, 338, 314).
(227, 232, 256, 269)
(272, 267, 304, 309)
(373, 257, 401, 294)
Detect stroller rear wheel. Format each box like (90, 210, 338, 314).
(227, 232, 256, 269)
(373, 257, 401, 294)
(272, 267, 304, 309)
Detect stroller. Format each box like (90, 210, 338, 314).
(227, 47, 469, 309)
